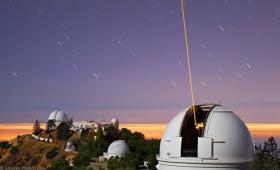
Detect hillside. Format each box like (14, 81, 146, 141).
(0, 130, 79, 170)
(0, 126, 160, 170)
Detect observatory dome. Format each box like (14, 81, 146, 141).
(111, 118, 118, 124)
(104, 140, 130, 159)
(111, 118, 119, 129)
(48, 110, 69, 124)
(157, 104, 254, 170)
(65, 141, 76, 152)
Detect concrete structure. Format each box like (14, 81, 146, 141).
(65, 141, 76, 152)
(157, 104, 254, 170)
(31, 134, 52, 143)
(104, 140, 130, 159)
(48, 110, 69, 126)
(73, 120, 99, 132)
(73, 118, 119, 133)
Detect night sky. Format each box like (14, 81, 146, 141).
(1, 0, 280, 123)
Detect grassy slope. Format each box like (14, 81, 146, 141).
(0, 130, 78, 169)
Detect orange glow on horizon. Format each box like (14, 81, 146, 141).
(1, 123, 280, 141)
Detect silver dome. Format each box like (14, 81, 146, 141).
(105, 140, 130, 158)
(157, 104, 254, 170)
(48, 110, 69, 123)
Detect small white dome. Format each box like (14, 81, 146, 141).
(106, 140, 130, 158)
(65, 141, 75, 152)
(157, 104, 254, 170)
(111, 118, 119, 124)
(48, 110, 69, 122)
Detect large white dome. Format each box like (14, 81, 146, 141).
(48, 110, 69, 123)
(157, 104, 254, 170)
(105, 140, 130, 158)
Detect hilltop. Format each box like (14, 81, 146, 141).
(0, 126, 160, 170)
(0, 130, 79, 169)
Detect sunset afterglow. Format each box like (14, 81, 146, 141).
(1, 123, 280, 141)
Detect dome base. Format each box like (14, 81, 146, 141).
(158, 161, 251, 170)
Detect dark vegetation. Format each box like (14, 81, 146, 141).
(0, 141, 11, 149)
(9, 146, 19, 155)
(107, 128, 160, 170)
(45, 123, 159, 170)
(252, 137, 280, 170)
(56, 122, 71, 140)
(33, 119, 42, 135)
(46, 119, 56, 132)
(47, 158, 70, 170)
(46, 147, 58, 160)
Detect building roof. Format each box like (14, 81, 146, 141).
(106, 140, 130, 158)
(65, 141, 75, 152)
(159, 104, 254, 163)
(48, 110, 69, 122)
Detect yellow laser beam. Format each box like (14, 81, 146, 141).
(180, 0, 198, 127)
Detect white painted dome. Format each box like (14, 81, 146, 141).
(106, 140, 130, 158)
(48, 110, 69, 122)
(111, 118, 118, 124)
(65, 141, 75, 152)
(157, 104, 254, 170)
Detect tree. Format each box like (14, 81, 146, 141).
(131, 132, 144, 140)
(73, 145, 93, 166)
(56, 122, 71, 140)
(105, 126, 119, 144)
(31, 156, 41, 166)
(47, 158, 70, 170)
(145, 139, 160, 170)
(46, 147, 58, 160)
(252, 137, 280, 170)
(10, 146, 19, 155)
(0, 141, 11, 149)
(46, 119, 56, 132)
(120, 128, 133, 141)
(93, 127, 107, 157)
(73, 138, 95, 167)
(107, 155, 138, 170)
(68, 117, 73, 127)
(80, 129, 90, 141)
(33, 120, 41, 135)
(106, 129, 159, 170)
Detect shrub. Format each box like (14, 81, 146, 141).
(31, 156, 41, 166)
(25, 152, 32, 161)
(16, 140, 23, 147)
(10, 146, 19, 155)
(73, 142, 94, 166)
(33, 120, 42, 135)
(46, 148, 58, 160)
(47, 158, 70, 170)
(56, 122, 71, 140)
(252, 137, 280, 170)
(80, 129, 90, 141)
(0, 141, 11, 149)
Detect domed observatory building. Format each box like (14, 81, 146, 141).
(65, 141, 76, 152)
(48, 110, 69, 127)
(111, 118, 119, 130)
(104, 140, 130, 159)
(157, 104, 254, 170)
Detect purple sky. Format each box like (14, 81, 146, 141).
(0, 0, 280, 123)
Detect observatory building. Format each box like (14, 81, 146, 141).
(48, 110, 69, 127)
(103, 140, 130, 159)
(157, 104, 254, 170)
(65, 141, 76, 152)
